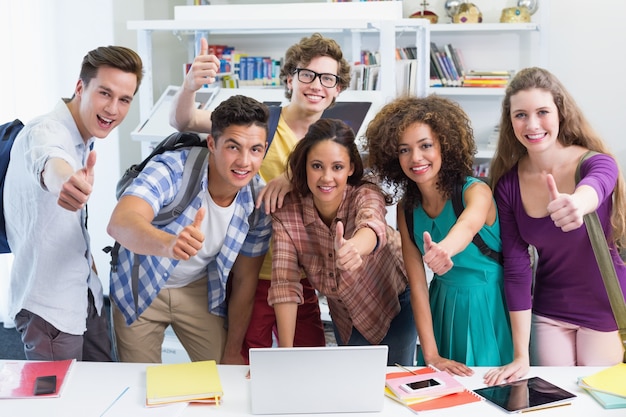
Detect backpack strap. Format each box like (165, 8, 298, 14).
(403, 181, 503, 264)
(452, 180, 503, 265)
(265, 106, 281, 156)
(153, 146, 209, 226)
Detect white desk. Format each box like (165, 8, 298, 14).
(0, 362, 623, 416)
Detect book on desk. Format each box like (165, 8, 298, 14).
(385, 367, 481, 413)
(0, 358, 75, 399)
(145, 360, 223, 406)
(578, 363, 626, 409)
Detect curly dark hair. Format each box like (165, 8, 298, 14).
(210, 95, 269, 141)
(365, 95, 476, 209)
(288, 118, 372, 198)
(280, 33, 351, 104)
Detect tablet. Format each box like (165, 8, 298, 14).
(473, 376, 577, 413)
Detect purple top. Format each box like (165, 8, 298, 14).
(495, 153, 626, 331)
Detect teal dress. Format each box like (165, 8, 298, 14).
(413, 177, 513, 366)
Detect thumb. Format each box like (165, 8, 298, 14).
(423, 231, 433, 252)
(334, 221, 345, 250)
(85, 150, 97, 175)
(199, 37, 208, 55)
(192, 207, 205, 229)
(546, 173, 560, 201)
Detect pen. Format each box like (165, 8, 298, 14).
(100, 386, 129, 417)
(394, 363, 419, 375)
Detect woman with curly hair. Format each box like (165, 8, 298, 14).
(366, 95, 513, 375)
(484, 67, 626, 386)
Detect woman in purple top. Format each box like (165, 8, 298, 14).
(484, 67, 626, 386)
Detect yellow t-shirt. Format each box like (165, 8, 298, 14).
(259, 112, 298, 281)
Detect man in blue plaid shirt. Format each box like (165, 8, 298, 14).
(107, 95, 271, 364)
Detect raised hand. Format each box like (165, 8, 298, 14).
(422, 231, 453, 275)
(183, 37, 222, 92)
(57, 150, 96, 211)
(334, 221, 363, 272)
(546, 173, 583, 232)
(170, 207, 206, 261)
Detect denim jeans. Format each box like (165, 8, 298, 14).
(333, 287, 417, 366)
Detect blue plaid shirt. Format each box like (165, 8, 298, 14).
(109, 149, 271, 325)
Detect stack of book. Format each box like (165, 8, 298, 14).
(463, 70, 513, 88)
(385, 367, 481, 413)
(578, 363, 626, 409)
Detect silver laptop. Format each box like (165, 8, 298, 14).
(249, 345, 389, 414)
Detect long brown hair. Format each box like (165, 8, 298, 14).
(490, 67, 626, 251)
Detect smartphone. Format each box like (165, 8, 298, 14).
(33, 375, 57, 395)
(400, 378, 442, 393)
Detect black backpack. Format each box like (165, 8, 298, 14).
(404, 180, 503, 265)
(0, 119, 25, 254)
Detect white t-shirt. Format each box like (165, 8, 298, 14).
(165, 190, 237, 288)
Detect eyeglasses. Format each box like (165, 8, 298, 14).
(293, 68, 340, 88)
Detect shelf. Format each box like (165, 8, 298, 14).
(430, 87, 506, 97)
(430, 23, 539, 33)
(127, 19, 374, 33)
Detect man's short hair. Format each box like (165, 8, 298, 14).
(79, 45, 144, 95)
(210, 95, 269, 141)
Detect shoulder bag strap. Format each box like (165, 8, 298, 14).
(577, 150, 626, 361)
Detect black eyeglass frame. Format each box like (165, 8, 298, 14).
(293, 68, 340, 88)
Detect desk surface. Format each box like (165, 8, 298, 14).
(0, 361, 623, 416)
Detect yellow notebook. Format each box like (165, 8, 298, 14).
(580, 363, 626, 398)
(145, 360, 223, 406)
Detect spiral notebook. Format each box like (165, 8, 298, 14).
(249, 346, 388, 414)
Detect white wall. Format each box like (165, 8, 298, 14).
(0, 0, 119, 297)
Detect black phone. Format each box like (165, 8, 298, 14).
(33, 375, 57, 395)
(401, 378, 442, 393)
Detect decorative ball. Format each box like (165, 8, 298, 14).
(410, 10, 438, 24)
(452, 2, 482, 24)
(500, 6, 531, 23)
(444, 0, 462, 18)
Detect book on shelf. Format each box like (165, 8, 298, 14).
(463, 70, 513, 87)
(577, 378, 626, 409)
(396, 59, 418, 96)
(429, 42, 448, 87)
(431, 42, 465, 87)
(0, 359, 75, 399)
(446, 43, 465, 79)
(385, 367, 481, 413)
(578, 363, 626, 398)
(145, 360, 223, 406)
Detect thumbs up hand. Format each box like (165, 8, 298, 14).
(183, 37, 222, 92)
(170, 207, 206, 260)
(546, 173, 584, 232)
(422, 231, 454, 275)
(57, 151, 97, 211)
(334, 221, 363, 272)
